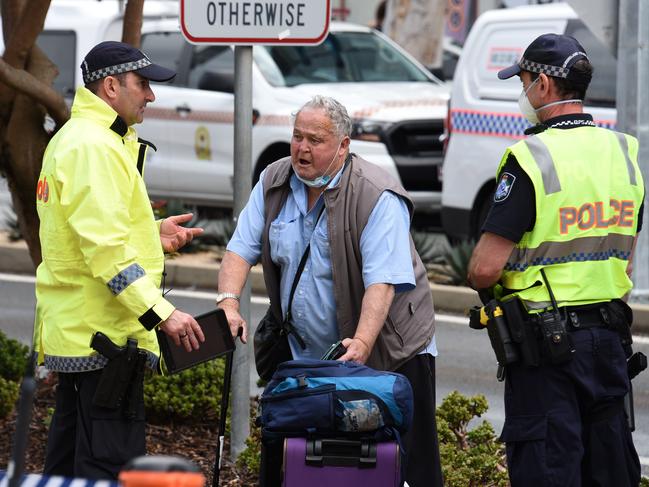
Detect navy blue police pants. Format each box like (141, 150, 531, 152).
(43, 370, 146, 480)
(501, 328, 640, 486)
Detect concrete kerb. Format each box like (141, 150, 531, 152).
(2, 239, 649, 334)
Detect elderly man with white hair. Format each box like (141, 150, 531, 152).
(217, 95, 443, 487)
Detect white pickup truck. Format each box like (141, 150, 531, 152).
(2, 0, 450, 214)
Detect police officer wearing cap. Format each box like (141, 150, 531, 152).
(467, 34, 643, 486)
(36, 41, 205, 480)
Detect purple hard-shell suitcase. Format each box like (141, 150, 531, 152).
(282, 437, 401, 487)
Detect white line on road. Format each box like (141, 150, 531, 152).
(0, 272, 35, 284)
(2, 273, 649, 344)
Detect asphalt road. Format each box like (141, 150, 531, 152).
(1, 273, 648, 476)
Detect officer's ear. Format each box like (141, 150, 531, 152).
(537, 73, 554, 98)
(101, 75, 122, 101)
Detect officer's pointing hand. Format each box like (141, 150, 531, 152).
(160, 213, 204, 253)
(160, 309, 205, 352)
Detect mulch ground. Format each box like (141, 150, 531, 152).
(0, 376, 258, 486)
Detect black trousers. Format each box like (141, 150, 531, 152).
(502, 328, 640, 487)
(260, 354, 443, 487)
(43, 369, 146, 480)
(397, 354, 444, 487)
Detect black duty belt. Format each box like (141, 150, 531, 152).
(564, 305, 611, 331)
(530, 305, 611, 333)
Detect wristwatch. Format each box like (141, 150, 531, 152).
(216, 292, 240, 305)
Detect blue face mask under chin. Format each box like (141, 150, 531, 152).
(295, 139, 343, 188)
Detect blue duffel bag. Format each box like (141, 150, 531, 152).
(257, 359, 414, 438)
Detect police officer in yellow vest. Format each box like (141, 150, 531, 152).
(468, 34, 643, 486)
(36, 41, 205, 480)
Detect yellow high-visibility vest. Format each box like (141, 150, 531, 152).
(497, 126, 643, 310)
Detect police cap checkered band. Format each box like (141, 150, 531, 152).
(498, 33, 591, 83)
(519, 58, 570, 78)
(81, 41, 175, 84)
(84, 58, 153, 83)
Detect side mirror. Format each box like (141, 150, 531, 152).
(198, 71, 234, 93)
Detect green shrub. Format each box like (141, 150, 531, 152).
(0, 377, 20, 418)
(143, 359, 225, 424)
(434, 239, 475, 285)
(437, 391, 509, 487)
(236, 408, 262, 475)
(0, 330, 30, 382)
(641, 476, 649, 487)
(0, 330, 29, 418)
(411, 230, 449, 264)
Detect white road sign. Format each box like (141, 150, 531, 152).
(180, 0, 331, 45)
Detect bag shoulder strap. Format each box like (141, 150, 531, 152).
(284, 203, 326, 349)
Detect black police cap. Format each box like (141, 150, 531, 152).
(81, 41, 175, 84)
(498, 33, 591, 83)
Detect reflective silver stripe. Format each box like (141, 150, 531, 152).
(614, 132, 637, 186)
(44, 350, 158, 373)
(44, 354, 107, 372)
(519, 300, 596, 311)
(521, 300, 554, 311)
(506, 234, 635, 271)
(107, 263, 145, 295)
(525, 136, 562, 194)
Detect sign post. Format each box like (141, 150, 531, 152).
(180, 0, 331, 461)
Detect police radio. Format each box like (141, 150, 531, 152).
(537, 269, 575, 365)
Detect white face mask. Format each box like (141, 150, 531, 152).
(294, 138, 343, 188)
(518, 77, 540, 124)
(518, 76, 583, 125)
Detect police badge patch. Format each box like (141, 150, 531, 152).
(494, 172, 516, 202)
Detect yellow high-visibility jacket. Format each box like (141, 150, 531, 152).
(497, 126, 643, 310)
(35, 87, 175, 372)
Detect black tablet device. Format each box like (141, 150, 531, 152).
(157, 308, 235, 374)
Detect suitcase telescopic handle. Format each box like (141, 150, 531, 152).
(305, 438, 378, 468)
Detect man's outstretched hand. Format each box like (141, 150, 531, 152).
(160, 213, 204, 252)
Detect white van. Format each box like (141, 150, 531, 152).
(2, 0, 449, 214)
(441, 3, 617, 240)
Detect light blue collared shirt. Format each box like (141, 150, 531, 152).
(227, 163, 437, 359)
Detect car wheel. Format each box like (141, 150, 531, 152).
(253, 144, 291, 184)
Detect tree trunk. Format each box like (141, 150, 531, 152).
(0, 0, 145, 268)
(383, 0, 446, 68)
(4, 46, 60, 265)
(122, 0, 144, 47)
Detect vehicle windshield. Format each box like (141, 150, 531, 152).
(254, 31, 433, 87)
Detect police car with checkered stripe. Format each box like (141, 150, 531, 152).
(441, 3, 618, 241)
(0, 0, 450, 217)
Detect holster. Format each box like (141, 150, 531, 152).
(605, 300, 634, 357)
(470, 297, 545, 368)
(123, 351, 147, 420)
(470, 299, 519, 366)
(91, 333, 145, 417)
(501, 298, 541, 367)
